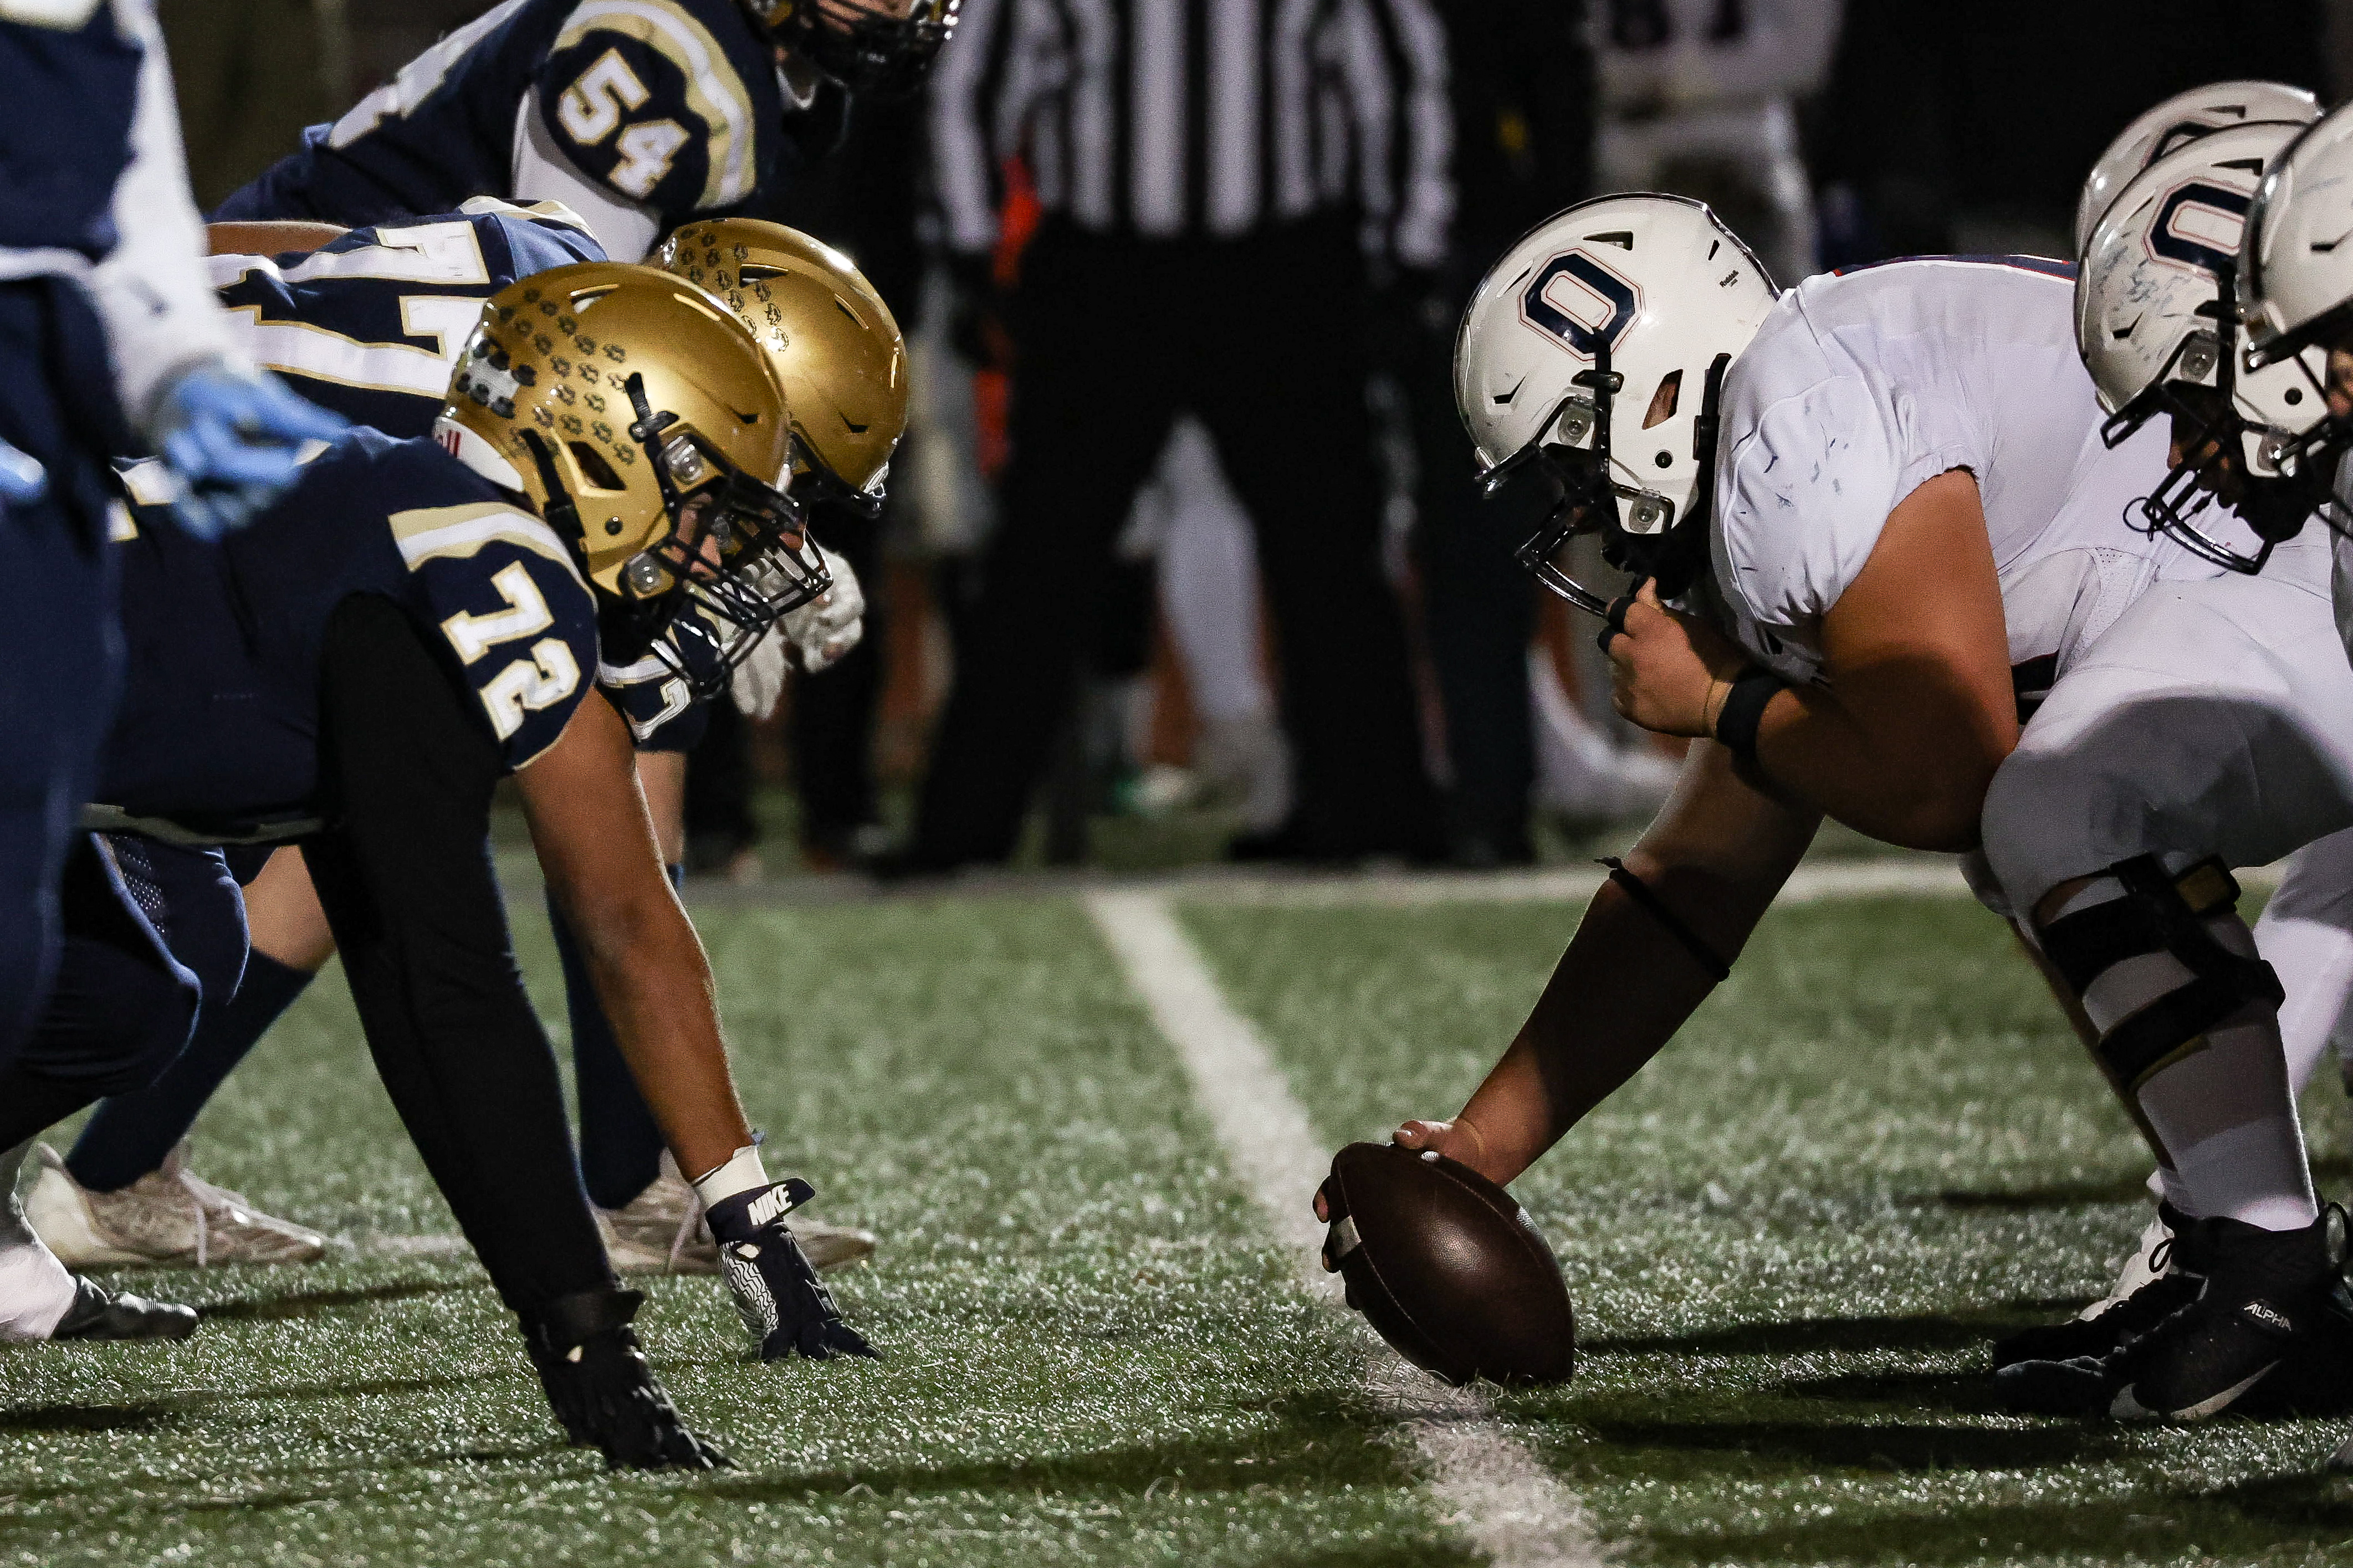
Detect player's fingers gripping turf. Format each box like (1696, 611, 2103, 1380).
(706, 1180, 879, 1361)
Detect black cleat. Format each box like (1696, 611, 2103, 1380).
(1992, 1205, 2203, 1370)
(49, 1275, 198, 1341)
(1998, 1206, 2353, 1421)
(523, 1287, 729, 1470)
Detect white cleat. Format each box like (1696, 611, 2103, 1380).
(24, 1142, 327, 1268)
(595, 1151, 876, 1276)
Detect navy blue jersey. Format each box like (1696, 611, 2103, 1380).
(98, 429, 606, 834)
(210, 201, 606, 436)
(0, 6, 140, 259)
(213, 0, 787, 248)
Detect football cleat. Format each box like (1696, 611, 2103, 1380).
(25, 1142, 327, 1268)
(705, 1178, 878, 1362)
(1996, 1206, 2353, 1421)
(521, 1286, 728, 1470)
(50, 1275, 199, 1342)
(595, 1152, 877, 1277)
(1992, 1205, 2202, 1370)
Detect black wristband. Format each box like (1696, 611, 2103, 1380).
(1599, 858, 1732, 982)
(1712, 666, 1787, 762)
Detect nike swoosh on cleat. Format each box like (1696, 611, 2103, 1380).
(2112, 1360, 2277, 1422)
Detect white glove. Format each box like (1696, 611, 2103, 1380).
(729, 617, 791, 720)
(780, 546, 865, 674)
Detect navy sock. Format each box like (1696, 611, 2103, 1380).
(66, 950, 315, 1192)
(553, 867, 674, 1210)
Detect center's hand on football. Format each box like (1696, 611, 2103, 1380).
(1312, 1118, 1491, 1222)
(1602, 580, 1752, 738)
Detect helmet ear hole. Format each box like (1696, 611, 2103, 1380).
(567, 442, 627, 492)
(1642, 370, 1683, 431)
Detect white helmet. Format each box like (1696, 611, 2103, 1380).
(1454, 193, 1777, 613)
(2077, 120, 2329, 571)
(2073, 80, 2319, 255)
(2244, 102, 2353, 366)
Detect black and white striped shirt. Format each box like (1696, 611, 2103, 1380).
(930, 0, 1452, 266)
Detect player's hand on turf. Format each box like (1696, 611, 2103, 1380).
(0, 434, 45, 507)
(781, 545, 865, 673)
(151, 360, 350, 540)
(1600, 579, 1751, 737)
(705, 1178, 879, 1362)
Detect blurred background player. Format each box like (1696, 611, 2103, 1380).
(0, 0, 347, 1339)
(1592, 0, 1838, 297)
(913, 0, 1449, 869)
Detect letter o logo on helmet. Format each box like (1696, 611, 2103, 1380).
(2148, 180, 2252, 276)
(1518, 250, 1642, 360)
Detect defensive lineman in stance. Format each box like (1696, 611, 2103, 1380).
(1, 264, 874, 1462)
(1368, 187, 2353, 1422)
(25, 211, 889, 1275)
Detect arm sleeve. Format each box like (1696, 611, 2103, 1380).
(928, 0, 1019, 259)
(89, 0, 240, 433)
(511, 99, 664, 262)
(527, 0, 760, 240)
(1339, 0, 1454, 269)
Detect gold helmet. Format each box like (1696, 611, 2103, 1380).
(656, 219, 908, 516)
(434, 261, 828, 698)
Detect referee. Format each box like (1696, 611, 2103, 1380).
(913, 0, 1452, 868)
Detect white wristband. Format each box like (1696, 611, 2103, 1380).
(692, 1144, 770, 1208)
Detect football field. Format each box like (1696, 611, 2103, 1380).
(6, 866, 2353, 1566)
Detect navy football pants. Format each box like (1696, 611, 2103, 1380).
(0, 278, 130, 1065)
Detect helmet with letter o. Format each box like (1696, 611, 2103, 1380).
(433, 261, 828, 699)
(1454, 193, 1778, 614)
(2074, 80, 2319, 256)
(2077, 120, 2329, 572)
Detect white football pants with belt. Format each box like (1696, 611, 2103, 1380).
(1981, 530, 2353, 1230)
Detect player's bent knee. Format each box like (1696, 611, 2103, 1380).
(2032, 855, 2280, 1092)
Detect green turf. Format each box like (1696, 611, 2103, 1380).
(0, 900, 1465, 1568)
(1178, 893, 2353, 1566)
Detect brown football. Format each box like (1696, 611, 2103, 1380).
(1319, 1141, 1574, 1386)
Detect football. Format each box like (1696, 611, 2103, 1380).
(1319, 1141, 1576, 1386)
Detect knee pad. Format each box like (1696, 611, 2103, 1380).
(2034, 854, 2284, 1093)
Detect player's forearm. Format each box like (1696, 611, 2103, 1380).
(572, 893, 753, 1177)
(1460, 745, 1814, 1183)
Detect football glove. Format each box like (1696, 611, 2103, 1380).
(0, 435, 44, 507)
(705, 1177, 878, 1361)
(521, 1286, 729, 1470)
(150, 360, 350, 541)
(729, 616, 790, 720)
(780, 545, 865, 673)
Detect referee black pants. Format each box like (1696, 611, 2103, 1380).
(912, 217, 1439, 865)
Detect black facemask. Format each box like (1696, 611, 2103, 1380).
(1484, 337, 1730, 617)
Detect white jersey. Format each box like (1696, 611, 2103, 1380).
(1594, 0, 1839, 113)
(1704, 257, 2250, 714)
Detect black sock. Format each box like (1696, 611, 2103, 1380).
(67, 951, 315, 1192)
(551, 866, 676, 1210)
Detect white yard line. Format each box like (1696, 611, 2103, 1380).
(1086, 891, 1608, 1568)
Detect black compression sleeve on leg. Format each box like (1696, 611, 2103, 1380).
(305, 595, 612, 1316)
(68, 951, 313, 1191)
